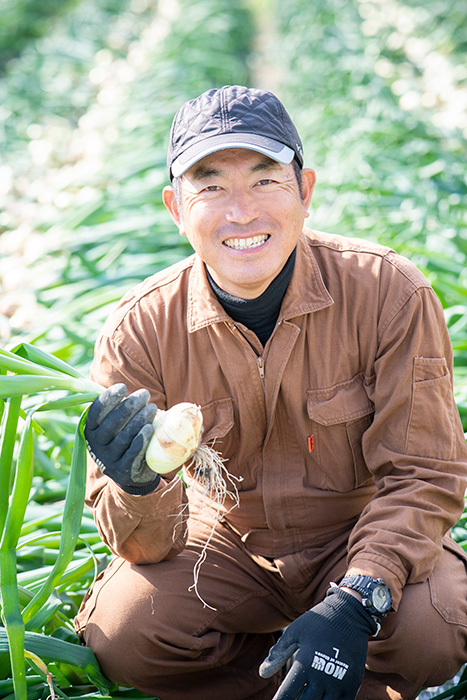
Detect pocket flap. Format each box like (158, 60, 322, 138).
(413, 356, 449, 383)
(307, 374, 374, 426)
(200, 397, 235, 443)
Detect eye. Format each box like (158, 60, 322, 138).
(256, 178, 275, 186)
(203, 185, 221, 192)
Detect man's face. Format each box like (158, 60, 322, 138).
(163, 148, 316, 299)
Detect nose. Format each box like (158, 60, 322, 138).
(225, 187, 260, 225)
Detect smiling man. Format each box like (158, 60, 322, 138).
(76, 86, 467, 700)
(163, 148, 315, 300)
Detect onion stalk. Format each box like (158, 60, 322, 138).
(0, 342, 109, 699)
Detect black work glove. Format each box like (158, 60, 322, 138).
(259, 588, 378, 700)
(84, 383, 160, 495)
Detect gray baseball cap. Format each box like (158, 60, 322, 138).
(167, 85, 304, 180)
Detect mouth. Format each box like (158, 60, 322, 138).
(223, 234, 269, 250)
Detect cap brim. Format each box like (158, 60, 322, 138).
(171, 133, 295, 178)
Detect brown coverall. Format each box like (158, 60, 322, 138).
(75, 230, 467, 699)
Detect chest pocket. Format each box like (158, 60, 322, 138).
(305, 373, 374, 492)
(197, 397, 239, 470)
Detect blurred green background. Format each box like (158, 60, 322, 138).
(0, 0, 466, 697)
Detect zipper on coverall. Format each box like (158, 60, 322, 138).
(257, 356, 265, 379)
(228, 323, 265, 383)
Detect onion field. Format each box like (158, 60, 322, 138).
(0, 0, 466, 697)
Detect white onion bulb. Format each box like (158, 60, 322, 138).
(145, 402, 203, 474)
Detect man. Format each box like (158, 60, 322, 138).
(75, 85, 467, 700)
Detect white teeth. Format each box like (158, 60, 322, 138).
(224, 235, 268, 250)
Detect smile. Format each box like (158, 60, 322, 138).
(223, 235, 269, 250)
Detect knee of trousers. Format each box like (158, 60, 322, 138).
(75, 557, 275, 691)
(76, 558, 221, 685)
(366, 546, 467, 688)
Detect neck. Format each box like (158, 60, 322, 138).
(205, 248, 296, 345)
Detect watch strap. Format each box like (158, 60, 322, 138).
(338, 575, 392, 622)
(339, 574, 381, 593)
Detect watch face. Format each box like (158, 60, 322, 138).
(372, 583, 391, 612)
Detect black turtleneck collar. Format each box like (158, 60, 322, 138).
(205, 248, 296, 346)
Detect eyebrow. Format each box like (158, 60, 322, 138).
(191, 165, 222, 180)
(251, 158, 282, 174)
(191, 156, 282, 181)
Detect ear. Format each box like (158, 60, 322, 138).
(163, 186, 184, 234)
(301, 169, 316, 218)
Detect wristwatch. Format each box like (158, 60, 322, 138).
(338, 574, 392, 622)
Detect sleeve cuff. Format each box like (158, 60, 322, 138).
(118, 474, 161, 496)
